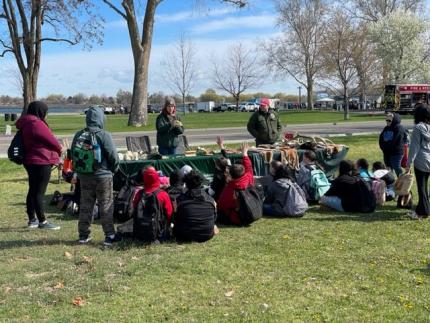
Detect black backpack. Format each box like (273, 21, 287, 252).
(355, 177, 376, 213)
(133, 189, 168, 242)
(235, 185, 263, 225)
(8, 131, 25, 165)
(114, 183, 139, 223)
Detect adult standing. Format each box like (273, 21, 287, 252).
(405, 103, 430, 219)
(16, 101, 62, 230)
(379, 112, 407, 176)
(156, 97, 184, 155)
(247, 98, 282, 146)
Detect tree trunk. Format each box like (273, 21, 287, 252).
(343, 86, 349, 120)
(128, 56, 146, 126)
(307, 79, 314, 110)
(22, 72, 35, 113)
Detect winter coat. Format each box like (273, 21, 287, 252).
(72, 107, 119, 178)
(247, 109, 282, 145)
(325, 174, 363, 212)
(264, 178, 296, 216)
(156, 112, 184, 148)
(174, 188, 216, 242)
(16, 115, 61, 165)
(217, 156, 254, 224)
(408, 122, 430, 172)
(379, 113, 406, 156)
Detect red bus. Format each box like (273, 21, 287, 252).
(384, 84, 430, 114)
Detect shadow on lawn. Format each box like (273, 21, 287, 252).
(0, 178, 27, 183)
(0, 238, 87, 250)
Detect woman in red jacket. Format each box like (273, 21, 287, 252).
(16, 101, 62, 230)
(217, 142, 254, 225)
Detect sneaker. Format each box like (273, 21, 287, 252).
(27, 219, 39, 229)
(407, 211, 419, 220)
(38, 221, 60, 230)
(78, 235, 92, 244)
(103, 234, 122, 246)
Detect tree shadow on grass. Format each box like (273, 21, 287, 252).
(0, 238, 95, 251)
(0, 178, 27, 183)
(410, 266, 430, 276)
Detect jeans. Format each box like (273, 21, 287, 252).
(24, 164, 52, 222)
(320, 195, 344, 212)
(414, 167, 430, 216)
(159, 146, 176, 156)
(78, 176, 115, 237)
(384, 153, 403, 177)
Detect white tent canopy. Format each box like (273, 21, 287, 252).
(316, 97, 335, 102)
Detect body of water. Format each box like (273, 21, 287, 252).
(0, 106, 85, 114)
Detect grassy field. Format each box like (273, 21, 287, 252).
(0, 135, 429, 321)
(0, 110, 404, 135)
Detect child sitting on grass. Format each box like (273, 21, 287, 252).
(356, 158, 373, 182)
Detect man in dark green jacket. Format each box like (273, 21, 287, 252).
(247, 98, 282, 146)
(156, 97, 184, 155)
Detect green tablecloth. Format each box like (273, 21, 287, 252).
(114, 147, 349, 190)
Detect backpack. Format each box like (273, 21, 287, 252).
(235, 185, 263, 225)
(371, 179, 386, 206)
(114, 183, 142, 223)
(133, 189, 168, 242)
(283, 181, 308, 217)
(71, 130, 100, 174)
(309, 169, 331, 200)
(355, 177, 376, 213)
(8, 131, 25, 165)
(394, 173, 414, 196)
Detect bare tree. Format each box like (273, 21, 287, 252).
(212, 43, 263, 109)
(0, 0, 102, 112)
(265, 0, 327, 110)
(321, 11, 359, 120)
(103, 0, 249, 127)
(162, 34, 197, 114)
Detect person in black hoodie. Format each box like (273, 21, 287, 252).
(320, 160, 375, 213)
(379, 112, 407, 176)
(174, 170, 219, 243)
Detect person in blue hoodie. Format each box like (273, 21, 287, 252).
(379, 112, 407, 176)
(72, 106, 119, 246)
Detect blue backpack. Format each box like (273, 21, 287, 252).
(309, 169, 331, 200)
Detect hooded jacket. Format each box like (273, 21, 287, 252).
(72, 107, 119, 178)
(156, 110, 184, 149)
(379, 113, 407, 156)
(217, 156, 254, 224)
(407, 122, 430, 172)
(247, 109, 282, 145)
(16, 114, 61, 165)
(141, 167, 173, 222)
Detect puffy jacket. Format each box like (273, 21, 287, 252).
(156, 112, 184, 148)
(379, 113, 406, 156)
(72, 107, 119, 178)
(16, 115, 61, 165)
(217, 156, 254, 224)
(247, 109, 281, 145)
(408, 122, 430, 172)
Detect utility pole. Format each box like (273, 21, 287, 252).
(298, 86, 302, 109)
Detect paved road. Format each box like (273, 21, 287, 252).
(0, 119, 414, 156)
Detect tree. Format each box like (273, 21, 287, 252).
(0, 0, 102, 112)
(162, 34, 197, 112)
(346, 0, 423, 22)
(212, 43, 263, 108)
(321, 11, 359, 120)
(116, 89, 132, 106)
(265, 0, 327, 111)
(369, 10, 430, 84)
(199, 89, 222, 102)
(102, 0, 249, 126)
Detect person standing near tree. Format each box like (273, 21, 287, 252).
(156, 97, 184, 155)
(379, 112, 407, 177)
(247, 98, 282, 146)
(16, 101, 62, 230)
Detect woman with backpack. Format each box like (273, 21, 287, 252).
(16, 101, 62, 230)
(379, 112, 407, 177)
(405, 103, 430, 219)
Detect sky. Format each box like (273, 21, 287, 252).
(0, 0, 300, 98)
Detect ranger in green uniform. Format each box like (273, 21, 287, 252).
(247, 98, 282, 146)
(156, 97, 184, 155)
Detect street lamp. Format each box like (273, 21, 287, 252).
(298, 86, 302, 109)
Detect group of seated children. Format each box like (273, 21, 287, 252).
(117, 140, 401, 244)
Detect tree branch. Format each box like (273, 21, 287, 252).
(102, 0, 126, 19)
(221, 0, 248, 8)
(0, 49, 13, 57)
(37, 37, 79, 45)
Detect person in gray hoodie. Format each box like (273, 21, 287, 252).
(406, 103, 430, 219)
(72, 106, 120, 245)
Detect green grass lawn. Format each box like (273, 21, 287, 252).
(0, 135, 429, 321)
(1, 111, 405, 135)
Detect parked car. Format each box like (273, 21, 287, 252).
(213, 103, 236, 112)
(84, 105, 115, 114)
(237, 102, 258, 112)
